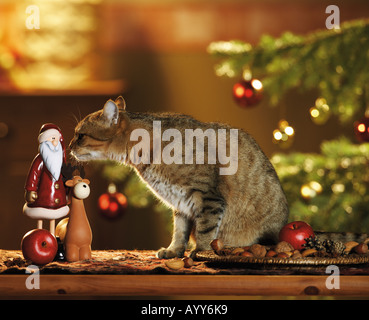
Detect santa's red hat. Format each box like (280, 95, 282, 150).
(38, 123, 66, 162)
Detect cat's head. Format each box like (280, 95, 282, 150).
(69, 96, 128, 162)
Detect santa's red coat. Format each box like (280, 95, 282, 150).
(25, 153, 68, 209)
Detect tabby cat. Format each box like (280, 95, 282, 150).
(69, 96, 289, 258)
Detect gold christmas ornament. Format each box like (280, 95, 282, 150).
(331, 183, 345, 194)
(300, 181, 323, 200)
(309, 98, 331, 125)
(273, 120, 295, 148)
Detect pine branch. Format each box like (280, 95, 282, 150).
(208, 19, 369, 122)
(271, 137, 369, 232)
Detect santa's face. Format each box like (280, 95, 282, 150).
(49, 134, 60, 147)
(39, 135, 63, 181)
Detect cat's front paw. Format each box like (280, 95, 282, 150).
(189, 249, 198, 260)
(156, 247, 184, 259)
(189, 244, 210, 260)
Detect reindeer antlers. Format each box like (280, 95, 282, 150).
(62, 163, 85, 182)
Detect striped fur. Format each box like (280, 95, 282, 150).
(69, 97, 289, 258)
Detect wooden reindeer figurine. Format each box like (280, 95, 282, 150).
(63, 175, 92, 262)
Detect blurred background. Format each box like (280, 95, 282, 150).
(0, 0, 368, 250)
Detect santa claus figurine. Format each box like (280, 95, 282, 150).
(23, 123, 70, 235)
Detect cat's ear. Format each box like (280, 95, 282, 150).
(102, 99, 119, 125)
(115, 96, 126, 110)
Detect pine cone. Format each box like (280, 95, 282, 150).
(323, 239, 346, 257)
(304, 235, 326, 251)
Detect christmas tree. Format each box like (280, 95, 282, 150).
(99, 19, 369, 233)
(208, 18, 369, 233)
(271, 138, 369, 232)
(207, 19, 369, 123)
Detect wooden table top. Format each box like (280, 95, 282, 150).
(1, 250, 369, 298)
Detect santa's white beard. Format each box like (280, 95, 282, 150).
(39, 141, 63, 181)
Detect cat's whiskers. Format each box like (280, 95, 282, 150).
(108, 151, 127, 163)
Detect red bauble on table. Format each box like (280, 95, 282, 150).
(279, 221, 315, 250)
(98, 189, 128, 220)
(21, 229, 58, 265)
(232, 79, 263, 107)
(354, 116, 369, 142)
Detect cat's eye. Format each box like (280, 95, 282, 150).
(77, 133, 85, 141)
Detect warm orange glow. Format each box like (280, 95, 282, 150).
(285, 126, 294, 136)
(310, 108, 319, 118)
(358, 123, 366, 133)
(244, 88, 253, 98)
(273, 130, 282, 141)
(251, 79, 263, 90)
(109, 202, 119, 213)
(233, 84, 245, 98)
(98, 194, 110, 210)
(116, 193, 128, 205)
(98, 191, 127, 219)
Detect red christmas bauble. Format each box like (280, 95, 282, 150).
(354, 117, 369, 142)
(232, 79, 263, 107)
(98, 192, 128, 219)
